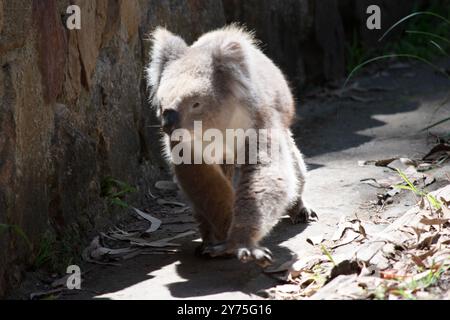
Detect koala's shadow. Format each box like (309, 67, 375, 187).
(168, 218, 308, 299)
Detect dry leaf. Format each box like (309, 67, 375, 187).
(157, 199, 186, 207)
(423, 144, 450, 160)
(328, 260, 361, 282)
(30, 288, 65, 300)
(417, 248, 437, 261)
(155, 180, 178, 191)
(410, 254, 427, 268)
(306, 234, 324, 246)
(358, 158, 398, 167)
(416, 234, 441, 250)
(132, 230, 196, 248)
(419, 216, 449, 226)
(133, 208, 162, 233)
(82, 237, 121, 266)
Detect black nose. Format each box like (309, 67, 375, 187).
(162, 109, 180, 134)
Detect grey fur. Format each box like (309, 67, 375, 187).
(146, 25, 314, 266)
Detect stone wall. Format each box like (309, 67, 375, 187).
(0, 0, 226, 296)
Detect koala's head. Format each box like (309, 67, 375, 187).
(146, 27, 254, 135)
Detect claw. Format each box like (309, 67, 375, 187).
(235, 246, 273, 267)
(291, 207, 318, 224)
(237, 248, 251, 263)
(199, 242, 273, 266)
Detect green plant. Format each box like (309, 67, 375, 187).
(394, 169, 442, 210)
(33, 232, 55, 269)
(101, 176, 137, 209)
(320, 244, 336, 266)
(344, 53, 449, 87)
(373, 264, 448, 300)
(309, 264, 328, 287)
(346, 29, 373, 74)
(32, 228, 81, 272)
(381, 9, 450, 56)
(406, 264, 447, 292)
(0, 223, 32, 249)
(345, 5, 450, 87)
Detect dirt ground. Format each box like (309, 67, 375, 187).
(11, 59, 450, 300)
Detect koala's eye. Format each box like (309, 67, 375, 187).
(192, 102, 201, 109)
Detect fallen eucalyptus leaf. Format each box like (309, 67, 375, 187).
(157, 199, 186, 207)
(419, 216, 449, 226)
(133, 208, 162, 233)
(155, 180, 178, 191)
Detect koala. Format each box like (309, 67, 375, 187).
(146, 25, 314, 266)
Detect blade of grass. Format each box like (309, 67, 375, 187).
(405, 30, 450, 45)
(395, 169, 442, 210)
(429, 40, 450, 57)
(393, 185, 416, 192)
(0, 223, 32, 249)
(320, 244, 336, 266)
(421, 116, 450, 131)
(344, 54, 450, 87)
(396, 169, 417, 192)
(379, 11, 450, 42)
(426, 193, 442, 210)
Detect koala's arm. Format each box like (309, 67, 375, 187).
(227, 162, 293, 248)
(174, 163, 235, 244)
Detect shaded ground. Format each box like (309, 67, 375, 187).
(11, 60, 450, 300)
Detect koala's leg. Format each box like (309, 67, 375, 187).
(206, 133, 298, 266)
(286, 135, 316, 224)
(173, 163, 234, 255)
(226, 162, 293, 266)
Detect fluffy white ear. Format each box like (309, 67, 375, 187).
(146, 27, 187, 99)
(213, 40, 248, 73)
(213, 40, 251, 98)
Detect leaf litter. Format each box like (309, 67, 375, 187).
(82, 176, 199, 267)
(82, 205, 197, 266)
(264, 157, 450, 299)
(359, 157, 438, 210)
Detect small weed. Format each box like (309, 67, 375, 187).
(0, 223, 32, 249)
(391, 288, 416, 300)
(374, 286, 388, 300)
(344, 4, 450, 142)
(406, 264, 447, 292)
(31, 227, 81, 273)
(393, 169, 442, 211)
(320, 244, 336, 266)
(345, 5, 450, 87)
(310, 264, 328, 287)
(33, 232, 55, 269)
(346, 29, 373, 74)
(101, 176, 137, 209)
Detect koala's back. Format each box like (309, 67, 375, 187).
(193, 26, 295, 128)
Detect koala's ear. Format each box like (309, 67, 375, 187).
(213, 40, 248, 75)
(146, 27, 187, 96)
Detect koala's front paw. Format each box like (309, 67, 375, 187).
(236, 246, 273, 267)
(204, 243, 273, 267)
(290, 206, 318, 224)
